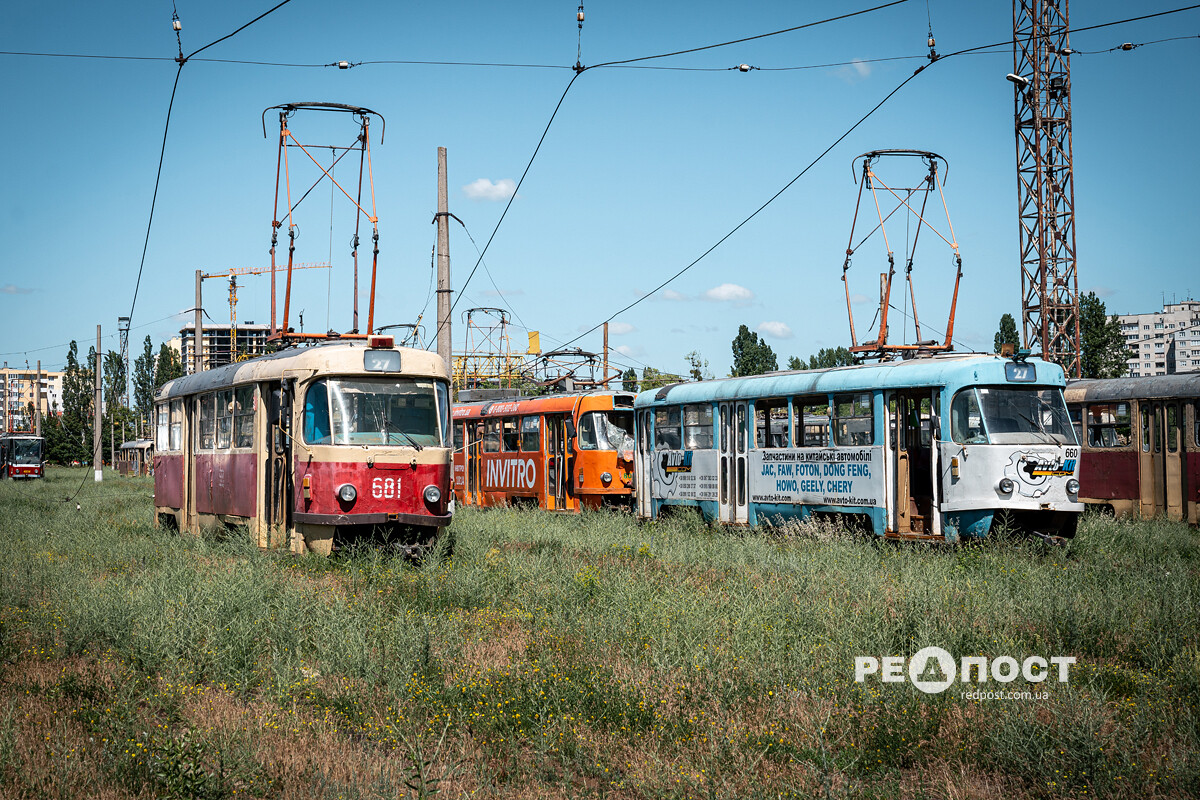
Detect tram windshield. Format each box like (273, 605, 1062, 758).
(577, 410, 635, 452)
(951, 387, 1077, 445)
(9, 438, 43, 465)
(303, 378, 449, 447)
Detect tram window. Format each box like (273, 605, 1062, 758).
(453, 422, 464, 451)
(951, 390, 987, 444)
(155, 403, 169, 451)
(170, 400, 183, 451)
(483, 419, 501, 452)
(1085, 403, 1131, 448)
(234, 386, 254, 448)
(1153, 407, 1162, 453)
(793, 397, 830, 447)
(737, 405, 747, 454)
(1141, 406, 1151, 453)
(1068, 404, 1083, 446)
(501, 418, 520, 451)
(682, 404, 713, 450)
(521, 415, 540, 452)
(305, 378, 447, 447)
(215, 390, 234, 449)
(755, 399, 789, 448)
(304, 382, 331, 444)
(578, 413, 599, 450)
(654, 407, 682, 450)
(1195, 402, 1199, 447)
(833, 393, 874, 446)
(1167, 405, 1178, 453)
(198, 393, 216, 450)
(975, 387, 1076, 445)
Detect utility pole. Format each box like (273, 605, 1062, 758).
(35, 361, 42, 437)
(603, 322, 610, 385)
(1012, 0, 1080, 376)
(194, 269, 203, 375)
(94, 325, 103, 482)
(436, 147, 453, 375)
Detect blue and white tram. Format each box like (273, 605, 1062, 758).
(633, 353, 1083, 541)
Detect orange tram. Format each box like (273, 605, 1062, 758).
(153, 338, 453, 555)
(452, 391, 636, 511)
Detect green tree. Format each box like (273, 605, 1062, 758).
(59, 341, 94, 464)
(132, 336, 156, 427)
(103, 350, 126, 411)
(641, 366, 682, 390)
(1079, 292, 1131, 378)
(621, 368, 638, 393)
(805, 346, 854, 370)
(994, 313, 1020, 353)
(684, 350, 711, 381)
(155, 344, 185, 389)
(730, 325, 777, 377)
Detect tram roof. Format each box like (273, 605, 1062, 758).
(156, 341, 448, 400)
(634, 352, 1066, 407)
(1064, 373, 1200, 404)
(452, 390, 635, 419)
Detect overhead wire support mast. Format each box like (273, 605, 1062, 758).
(1012, 0, 1080, 377)
(263, 102, 385, 343)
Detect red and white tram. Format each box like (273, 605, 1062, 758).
(153, 338, 452, 554)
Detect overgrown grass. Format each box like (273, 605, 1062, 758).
(0, 467, 1197, 798)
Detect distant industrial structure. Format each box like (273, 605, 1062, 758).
(0, 366, 63, 432)
(1120, 300, 1200, 377)
(179, 322, 271, 375)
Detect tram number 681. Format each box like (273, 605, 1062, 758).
(372, 477, 400, 499)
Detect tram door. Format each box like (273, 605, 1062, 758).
(545, 414, 567, 510)
(636, 409, 653, 518)
(891, 390, 936, 535)
(263, 381, 291, 546)
(1143, 402, 1187, 521)
(719, 401, 749, 524)
(466, 421, 482, 504)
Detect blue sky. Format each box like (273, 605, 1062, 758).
(2, 1, 1198, 379)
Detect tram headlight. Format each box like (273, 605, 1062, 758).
(997, 477, 1015, 495)
(337, 484, 357, 503)
(1066, 478, 1080, 496)
(601, 471, 612, 485)
(423, 485, 442, 504)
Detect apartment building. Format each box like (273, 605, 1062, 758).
(1119, 300, 1200, 377)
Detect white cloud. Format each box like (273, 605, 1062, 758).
(462, 178, 516, 201)
(850, 293, 871, 304)
(608, 321, 635, 335)
(757, 321, 793, 340)
(836, 58, 871, 84)
(615, 344, 645, 358)
(2, 284, 33, 295)
(1087, 286, 1116, 299)
(662, 289, 689, 301)
(704, 283, 754, 303)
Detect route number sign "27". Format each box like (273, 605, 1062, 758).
(372, 477, 400, 499)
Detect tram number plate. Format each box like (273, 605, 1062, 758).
(372, 477, 400, 499)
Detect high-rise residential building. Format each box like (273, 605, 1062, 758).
(178, 322, 271, 374)
(1118, 300, 1200, 377)
(0, 366, 64, 432)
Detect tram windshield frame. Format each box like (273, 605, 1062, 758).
(303, 377, 450, 447)
(950, 385, 1077, 446)
(8, 437, 43, 465)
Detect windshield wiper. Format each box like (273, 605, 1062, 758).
(1015, 410, 1057, 445)
(382, 418, 423, 451)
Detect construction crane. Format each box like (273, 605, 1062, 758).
(200, 263, 330, 363)
(1011, 0, 1080, 376)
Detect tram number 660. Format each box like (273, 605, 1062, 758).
(372, 477, 400, 499)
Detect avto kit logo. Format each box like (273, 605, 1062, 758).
(855, 647, 1076, 699)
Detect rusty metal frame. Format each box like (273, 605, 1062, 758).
(1013, 0, 1080, 377)
(841, 149, 963, 361)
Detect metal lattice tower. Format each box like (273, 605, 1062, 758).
(1012, 0, 1080, 377)
(117, 316, 130, 407)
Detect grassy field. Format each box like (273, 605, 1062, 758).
(0, 468, 1197, 799)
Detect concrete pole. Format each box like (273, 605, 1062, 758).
(35, 361, 41, 437)
(195, 270, 203, 374)
(436, 147, 452, 376)
(94, 325, 103, 482)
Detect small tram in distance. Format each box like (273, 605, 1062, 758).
(1064, 374, 1199, 524)
(0, 433, 45, 479)
(153, 337, 453, 555)
(452, 391, 636, 511)
(633, 352, 1083, 541)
